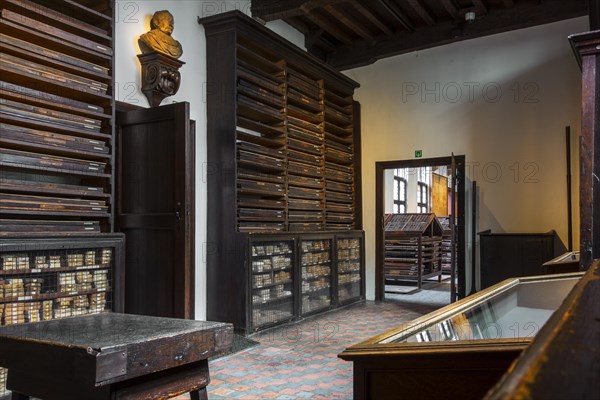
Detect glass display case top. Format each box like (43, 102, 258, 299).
(381, 274, 581, 344)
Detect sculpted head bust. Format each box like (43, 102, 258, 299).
(139, 10, 183, 59)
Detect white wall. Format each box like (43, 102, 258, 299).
(114, 0, 304, 320)
(344, 17, 587, 298)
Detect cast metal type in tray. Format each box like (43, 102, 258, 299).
(288, 160, 324, 178)
(326, 202, 354, 213)
(326, 212, 355, 222)
(288, 125, 323, 145)
(236, 43, 283, 75)
(237, 168, 285, 184)
(0, 124, 108, 154)
(0, 147, 107, 175)
(287, 137, 323, 155)
(0, 81, 105, 115)
(238, 221, 285, 232)
(325, 138, 352, 153)
(238, 149, 285, 170)
(288, 198, 324, 210)
(238, 208, 285, 221)
(238, 94, 284, 123)
(237, 60, 285, 91)
(324, 105, 352, 126)
(0, 53, 108, 95)
(236, 140, 285, 158)
(288, 210, 324, 221)
(288, 175, 324, 189)
(0, 32, 109, 76)
(238, 79, 285, 109)
(324, 121, 352, 137)
(288, 116, 321, 134)
(325, 147, 353, 165)
(288, 149, 322, 166)
(325, 169, 353, 184)
(237, 117, 285, 137)
(286, 104, 322, 125)
(288, 186, 324, 200)
(0, 178, 107, 198)
(238, 197, 286, 210)
(326, 180, 353, 193)
(0, 98, 102, 130)
(289, 222, 324, 231)
(326, 162, 353, 174)
(0, 219, 100, 235)
(287, 87, 321, 112)
(325, 191, 353, 203)
(237, 179, 285, 196)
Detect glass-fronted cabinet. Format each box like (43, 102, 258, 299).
(300, 238, 333, 315)
(339, 272, 583, 400)
(249, 240, 295, 330)
(0, 234, 124, 398)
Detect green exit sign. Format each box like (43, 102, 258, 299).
(415, 150, 423, 158)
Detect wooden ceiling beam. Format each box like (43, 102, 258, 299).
(406, 0, 436, 25)
(251, 0, 348, 21)
(326, 0, 588, 70)
(305, 10, 355, 44)
(378, 0, 415, 32)
(440, 0, 460, 20)
(472, 0, 489, 15)
(323, 4, 374, 39)
(353, 2, 393, 35)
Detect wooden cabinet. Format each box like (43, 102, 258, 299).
(478, 230, 565, 289)
(0, 0, 115, 235)
(244, 232, 364, 334)
(200, 10, 364, 333)
(384, 213, 443, 290)
(339, 273, 582, 400)
(0, 234, 124, 397)
(0, 1, 116, 396)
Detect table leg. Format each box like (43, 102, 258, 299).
(190, 387, 208, 400)
(11, 392, 30, 400)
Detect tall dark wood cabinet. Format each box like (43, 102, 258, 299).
(569, 31, 600, 270)
(116, 102, 195, 319)
(199, 11, 364, 334)
(0, 0, 121, 397)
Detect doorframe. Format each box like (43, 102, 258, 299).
(375, 155, 466, 301)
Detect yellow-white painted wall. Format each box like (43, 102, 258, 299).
(344, 17, 587, 298)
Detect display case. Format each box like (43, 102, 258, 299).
(249, 239, 295, 330)
(300, 237, 333, 315)
(0, 234, 124, 397)
(336, 235, 363, 304)
(339, 272, 582, 400)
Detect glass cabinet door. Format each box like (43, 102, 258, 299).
(337, 237, 362, 303)
(300, 238, 333, 315)
(250, 240, 295, 330)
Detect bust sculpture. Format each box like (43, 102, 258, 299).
(139, 10, 183, 59)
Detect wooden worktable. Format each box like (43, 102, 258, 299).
(0, 313, 233, 399)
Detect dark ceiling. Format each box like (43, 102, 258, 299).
(251, 0, 590, 70)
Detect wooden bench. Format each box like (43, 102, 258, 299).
(0, 313, 233, 399)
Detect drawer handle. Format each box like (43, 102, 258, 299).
(174, 354, 184, 361)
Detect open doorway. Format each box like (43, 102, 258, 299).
(375, 156, 466, 306)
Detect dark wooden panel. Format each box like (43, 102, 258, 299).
(117, 103, 194, 319)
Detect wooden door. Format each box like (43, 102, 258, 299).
(116, 102, 195, 318)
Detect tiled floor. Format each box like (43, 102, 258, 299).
(173, 286, 449, 400)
